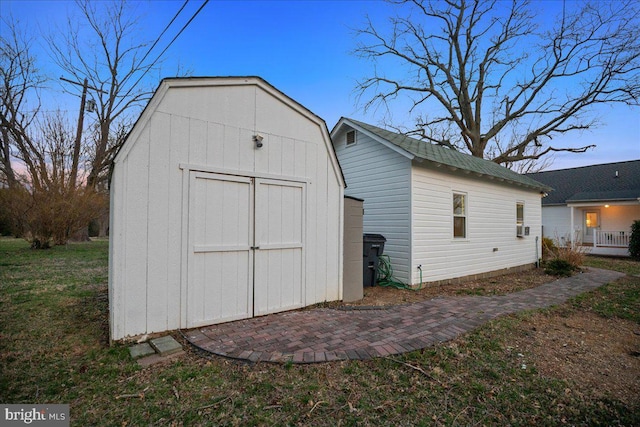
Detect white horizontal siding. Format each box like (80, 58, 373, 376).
(411, 163, 543, 284)
(560, 205, 640, 246)
(541, 206, 573, 243)
(333, 128, 412, 284)
(600, 205, 640, 231)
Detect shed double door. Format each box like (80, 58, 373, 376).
(187, 172, 305, 328)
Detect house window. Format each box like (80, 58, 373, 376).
(516, 202, 524, 237)
(346, 130, 356, 146)
(453, 193, 467, 238)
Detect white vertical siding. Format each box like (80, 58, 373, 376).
(146, 114, 171, 333)
(411, 163, 542, 284)
(333, 128, 412, 284)
(109, 78, 343, 340)
(108, 143, 126, 340)
(109, 122, 151, 339)
(167, 115, 189, 328)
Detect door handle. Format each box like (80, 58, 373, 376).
(251, 246, 260, 250)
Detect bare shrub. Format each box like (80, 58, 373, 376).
(3, 111, 108, 248)
(543, 234, 590, 273)
(542, 237, 557, 260)
(6, 183, 107, 248)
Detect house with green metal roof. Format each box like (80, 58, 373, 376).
(331, 117, 551, 286)
(528, 160, 640, 257)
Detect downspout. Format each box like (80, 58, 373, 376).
(535, 236, 539, 268)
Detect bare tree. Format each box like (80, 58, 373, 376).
(1, 106, 108, 247)
(0, 17, 46, 189)
(48, 0, 157, 189)
(13, 112, 107, 247)
(1, 16, 108, 246)
(355, 0, 640, 167)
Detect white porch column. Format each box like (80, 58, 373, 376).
(570, 205, 575, 249)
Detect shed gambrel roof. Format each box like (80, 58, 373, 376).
(334, 118, 551, 192)
(527, 160, 640, 206)
(115, 76, 345, 188)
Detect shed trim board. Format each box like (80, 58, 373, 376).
(179, 163, 310, 184)
(109, 77, 344, 341)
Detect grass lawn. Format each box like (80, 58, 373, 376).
(1, 238, 638, 426)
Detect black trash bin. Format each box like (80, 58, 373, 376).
(363, 234, 386, 287)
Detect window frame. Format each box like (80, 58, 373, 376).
(346, 130, 356, 147)
(453, 192, 467, 239)
(516, 202, 525, 237)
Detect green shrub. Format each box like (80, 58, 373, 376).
(629, 220, 640, 261)
(544, 258, 576, 277)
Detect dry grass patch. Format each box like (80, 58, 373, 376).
(344, 267, 553, 307)
(512, 310, 639, 405)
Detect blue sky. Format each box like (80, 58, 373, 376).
(3, 0, 639, 170)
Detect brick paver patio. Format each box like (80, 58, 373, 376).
(182, 268, 624, 364)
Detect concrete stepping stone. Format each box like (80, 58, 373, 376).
(149, 335, 183, 356)
(129, 342, 155, 359)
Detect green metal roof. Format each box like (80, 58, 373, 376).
(343, 118, 552, 192)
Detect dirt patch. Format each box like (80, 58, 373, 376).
(343, 267, 553, 307)
(513, 311, 640, 405)
(337, 267, 639, 407)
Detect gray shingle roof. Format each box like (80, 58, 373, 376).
(527, 160, 640, 205)
(343, 118, 551, 192)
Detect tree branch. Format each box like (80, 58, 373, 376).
(354, 0, 640, 168)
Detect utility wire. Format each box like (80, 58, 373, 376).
(68, 1, 191, 102)
(149, 0, 210, 70)
(120, 0, 210, 101)
(136, 0, 190, 70)
(117, 0, 189, 91)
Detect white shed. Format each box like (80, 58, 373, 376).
(109, 77, 345, 341)
(331, 118, 551, 286)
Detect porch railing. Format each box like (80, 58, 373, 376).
(594, 230, 630, 248)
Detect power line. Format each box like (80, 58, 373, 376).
(60, 76, 107, 94)
(120, 0, 210, 101)
(117, 0, 189, 92)
(154, 0, 210, 63)
(136, 0, 190, 72)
